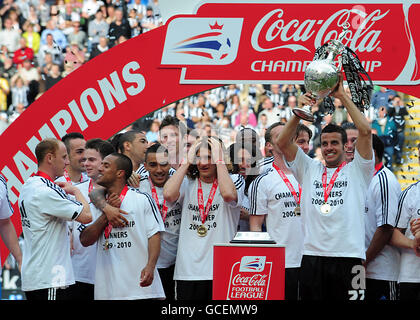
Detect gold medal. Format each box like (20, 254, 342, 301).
(320, 203, 331, 214)
(104, 239, 109, 250)
(197, 224, 208, 237)
(294, 206, 301, 215)
(197, 179, 218, 238)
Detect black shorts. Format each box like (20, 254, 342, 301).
(299, 255, 365, 300)
(399, 282, 420, 300)
(175, 280, 212, 301)
(24, 285, 75, 301)
(158, 265, 176, 300)
(285, 267, 300, 301)
(365, 278, 398, 300)
(65, 281, 94, 300)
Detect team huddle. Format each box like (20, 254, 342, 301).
(1, 78, 420, 301)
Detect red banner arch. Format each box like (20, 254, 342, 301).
(1, 0, 420, 264)
(0, 26, 217, 264)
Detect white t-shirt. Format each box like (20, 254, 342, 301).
(72, 179, 98, 284)
(286, 147, 374, 259)
(55, 171, 89, 185)
(238, 194, 250, 231)
(395, 181, 420, 283)
(0, 174, 13, 220)
(94, 187, 166, 300)
(136, 164, 148, 178)
(18, 175, 84, 291)
(364, 165, 401, 281)
(139, 178, 186, 269)
(0, 174, 14, 276)
(258, 156, 274, 174)
(249, 167, 304, 268)
(174, 174, 245, 280)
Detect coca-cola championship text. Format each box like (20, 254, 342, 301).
(164, 1, 419, 95)
(251, 8, 387, 53)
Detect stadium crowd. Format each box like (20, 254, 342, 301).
(0, 0, 410, 172)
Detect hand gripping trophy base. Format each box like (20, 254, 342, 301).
(292, 105, 315, 122)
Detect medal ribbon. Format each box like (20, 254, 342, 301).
(88, 179, 94, 193)
(374, 162, 383, 176)
(322, 162, 346, 204)
(36, 171, 55, 182)
(63, 169, 83, 183)
(149, 177, 168, 222)
(63, 169, 71, 182)
(197, 178, 218, 225)
(104, 185, 129, 239)
(272, 163, 301, 206)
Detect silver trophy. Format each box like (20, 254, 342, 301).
(293, 23, 350, 122)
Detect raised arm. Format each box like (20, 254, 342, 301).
(163, 163, 189, 203)
(275, 93, 313, 162)
(163, 139, 200, 203)
(331, 74, 372, 160)
(209, 137, 237, 203)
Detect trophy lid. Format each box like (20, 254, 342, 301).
(230, 231, 276, 244)
(303, 22, 348, 100)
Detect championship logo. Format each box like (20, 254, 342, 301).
(226, 256, 272, 300)
(161, 17, 243, 65)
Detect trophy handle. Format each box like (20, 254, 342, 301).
(338, 22, 350, 42)
(335, 22, 349, 71)
(327, 22, 349, 67)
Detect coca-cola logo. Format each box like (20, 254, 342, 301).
(251, 8, 389, 53)
(227, 257, 273, 300)
(232, 274, 268, 287)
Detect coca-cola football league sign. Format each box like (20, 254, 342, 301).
(227, 256, 273, 300)
(213, 245, 285, 300)
(0, 0, 419, 265)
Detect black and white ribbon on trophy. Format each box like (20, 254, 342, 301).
(313, 43, 374, 114)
